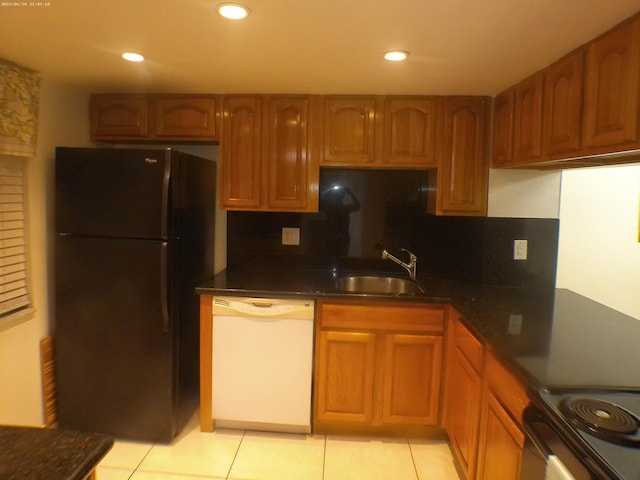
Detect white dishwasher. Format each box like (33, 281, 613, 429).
(212, 296, 315, 433)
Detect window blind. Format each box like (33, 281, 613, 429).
(0, 155, 30, 316)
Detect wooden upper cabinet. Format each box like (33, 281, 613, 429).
(322, 97, 376, 165)
(513, 72, 544, 163)
(91, 95, 149, 139)
(491, 88, 515, 167)
(583, 16, 640, 150)
(543, 49, 585, 157)
(383, 97, 439, 167)
(220, 95, 318, 212)
(220, 96, 262, 209)
(154, 96, 217, 139)
(90, 94, 218, 141)
(265, 96, 311, 210)
(433, 97, 488, 216)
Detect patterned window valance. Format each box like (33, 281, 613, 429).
(0, 59, 40, 157)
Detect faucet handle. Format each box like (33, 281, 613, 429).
(400, 248, 417, 262)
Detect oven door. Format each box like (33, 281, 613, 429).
(521, 405, 595, 480)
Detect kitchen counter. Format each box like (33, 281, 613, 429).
(198, 268, 640, 393)
(0, 425, 113, 479)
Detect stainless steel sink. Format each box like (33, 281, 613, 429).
(334, 275, 425, 295)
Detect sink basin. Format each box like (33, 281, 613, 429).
(335, 275, 425, 295)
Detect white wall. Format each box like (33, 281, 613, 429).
(487, 168, 561, 218)
(0, 78, 92, 425)
(556, 164, 640, 319)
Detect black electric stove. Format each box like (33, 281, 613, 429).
(526, 388, 640, 479)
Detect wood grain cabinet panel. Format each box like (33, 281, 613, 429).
(383, 97, 439, 167)
(443, 309, 484, 480)
(491, 88, 515, 167)
(513, 72, 544, 163)
(543, 49, 585, 157)
(265, 97, 310, 210)
(382, 334, 443, 425)
(314, 301, 445, 435)
(434, 96, 488, 216)
(90, 95, 149, 139)
(315, 330, 376, 424)
(154, 96, 217, 138)
(476, 389, 525, 480)
(220, 96, 263, 209)
(322, 97, 376, 165)
(583, 16, 640, 150)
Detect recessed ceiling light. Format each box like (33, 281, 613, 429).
(216, 3, 251, 20)
(122, 52, 144, 62)
(384, 50, 409, 62)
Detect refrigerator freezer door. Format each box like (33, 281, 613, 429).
(55, 235, 177, 442)
(55, 147, 173, 239)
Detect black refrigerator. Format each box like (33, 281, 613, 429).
(54, 147, 216, 443)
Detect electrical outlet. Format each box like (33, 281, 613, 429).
(508, 314, 523, 335)
(282, 227, 300, 246)
(514, 239, 528, 260)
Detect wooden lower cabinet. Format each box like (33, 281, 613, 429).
(316, 330, 376, 424)
(444, 309, 528, 480)
(314, 300, 444, 434)
(443, 308, 484, 479)
(476, 389, 525, 480)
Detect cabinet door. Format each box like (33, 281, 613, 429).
(491, 88, 515, 167)
(436, 97, 488, 216)
(583, 17, 640, 149)
(381, 334, 442, 425)
(265, 96, 311, 210)
(90, 95, 149, 139)
(383, 98, 439, 167)
(323, 97, 376, 165)
(513, 72, 544, 163)
(444, 347, 483, 479)
(316, 330, 376, 423)
(154, 96, 217, 139)
(543, 50, 585, 157)
(476, 389, 525, 480)
(220, 96, 262, 209)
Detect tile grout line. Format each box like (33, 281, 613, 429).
(127, 442, 156, 479)
(322, 433, 327, 480)
(225, 430, 246, 480)
(407, 438, 421, 480)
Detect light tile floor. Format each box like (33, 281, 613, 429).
(97, 415, 461, 480)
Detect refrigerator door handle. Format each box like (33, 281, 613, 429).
(160, 152, 171, 239)
(160, 242, 170, 333)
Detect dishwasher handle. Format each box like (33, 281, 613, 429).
(212, 296, 315, 320)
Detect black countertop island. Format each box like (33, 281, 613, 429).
(0, 426, 113, 480)
(197, 268, 640, 393)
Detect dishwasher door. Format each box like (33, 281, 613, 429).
(212, 296, 315, 433)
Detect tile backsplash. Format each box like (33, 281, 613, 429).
(227, 169, 559, 288)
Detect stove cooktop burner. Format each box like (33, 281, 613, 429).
(560, 397, 640, 447)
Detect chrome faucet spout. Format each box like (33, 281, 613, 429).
(381, 248, 417, 280)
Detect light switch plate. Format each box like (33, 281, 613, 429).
(282, 227, 300, 246)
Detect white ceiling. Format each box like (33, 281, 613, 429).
(1, 0, 639, 96)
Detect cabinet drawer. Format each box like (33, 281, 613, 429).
(318, 301, 444, 333)
(454, 319, 484, 373)
(484, 351, 528, 426)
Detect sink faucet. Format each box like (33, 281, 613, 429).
(381, 248, 417, 280)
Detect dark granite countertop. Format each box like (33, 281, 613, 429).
(0, 426, 113, 480)
(197, 268, 640, 393)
